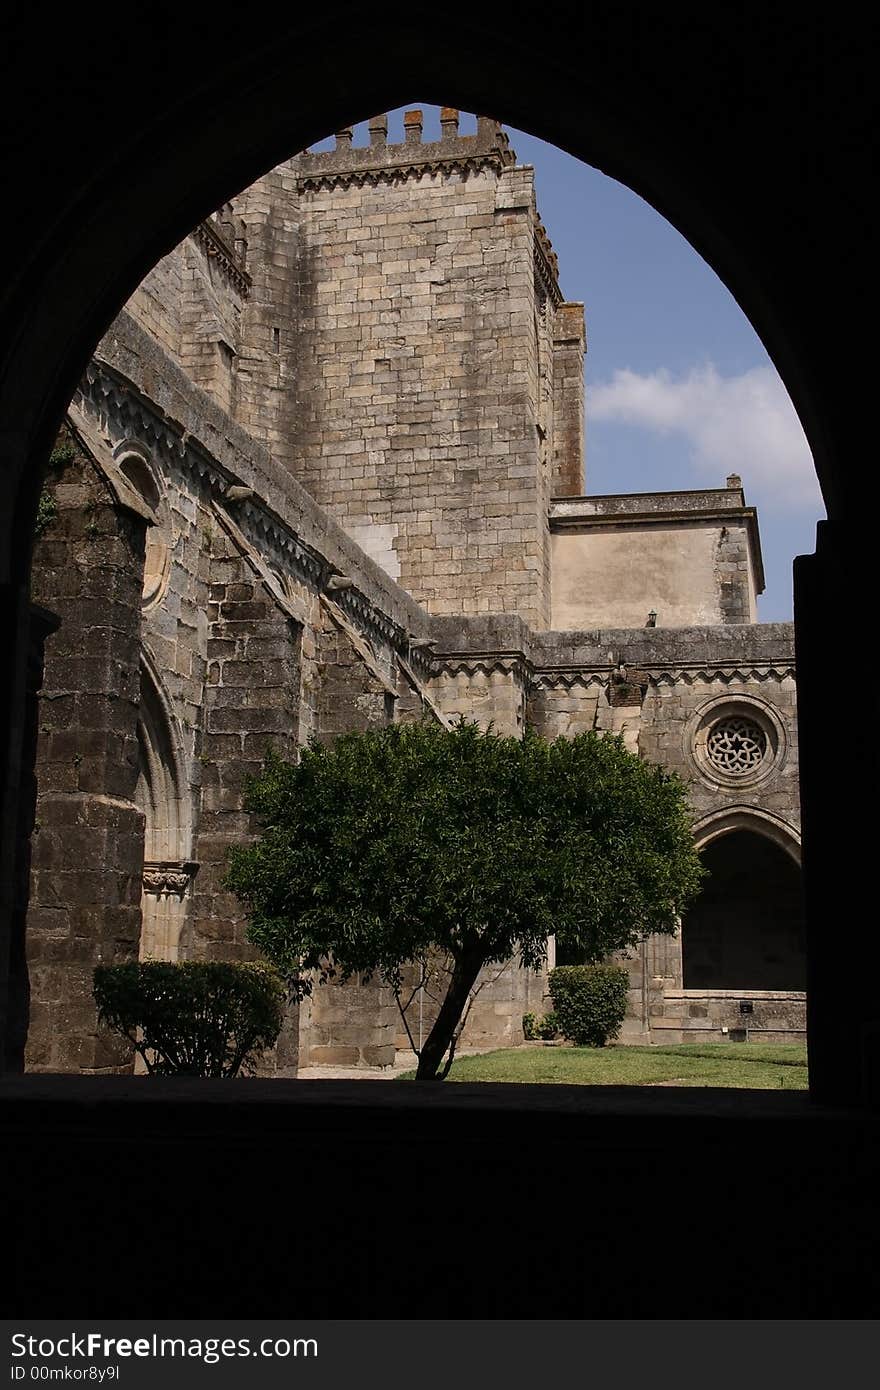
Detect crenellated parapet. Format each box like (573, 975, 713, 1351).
(294, 109, 516, 190)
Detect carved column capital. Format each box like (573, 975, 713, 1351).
(142, 861, 198, 897)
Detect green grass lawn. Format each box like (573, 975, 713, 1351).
(398, 1041, 808, 1088)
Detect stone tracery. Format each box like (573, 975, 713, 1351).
(706, 715, 768, 776)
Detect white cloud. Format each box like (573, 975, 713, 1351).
(589, 364, 822, 512)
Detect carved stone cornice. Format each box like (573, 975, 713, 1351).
(192, 220, 251, 297)
(530, 670, 608, 692)
(76, 367, 225, 489)
(319, 577, 409, 655)
(226, 497, 328, 591)
(649, 665, 796, 687)
(297, 152, 513, 193)
(530, 664, 795, 690)
(434, 653, 533, 684)
(320, 592, 400, 698)
(533, 218, 563, 308)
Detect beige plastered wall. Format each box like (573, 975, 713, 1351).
(551, 521, 748, 629)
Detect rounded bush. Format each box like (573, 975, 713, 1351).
(93, 960, 286, 1077)
(523, 1010, 560, 1041)
(536, 1010, 560, 1040)
(548, 964, 630, 1047)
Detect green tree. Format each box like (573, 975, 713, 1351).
(225, 720, 705, 1081)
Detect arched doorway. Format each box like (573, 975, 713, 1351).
(682, 829, 805, 992)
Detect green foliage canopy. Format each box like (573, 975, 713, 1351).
(226, 720, 705, 991)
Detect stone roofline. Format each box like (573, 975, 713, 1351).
(294, 109, 516, 188)
(549, 482, 766, 594)
(427, 612, 795, 682)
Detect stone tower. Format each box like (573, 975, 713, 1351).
(232, 110, 586, 630)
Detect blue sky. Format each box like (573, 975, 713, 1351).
(314, 108, 825, 621)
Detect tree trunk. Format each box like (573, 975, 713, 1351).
(415, 950, 484, 1081)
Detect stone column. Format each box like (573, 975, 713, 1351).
(26, 436, 147, 1072)
(551, 302, 586, 496)
(4, 605, 59, 1071)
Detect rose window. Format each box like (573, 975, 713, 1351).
(706, 717, 767, 776)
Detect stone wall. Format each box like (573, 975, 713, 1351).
(125, 212, 249, 415)
(18, 309, 431, 1071)
(191, 538, 303, 961)
(550, 483, 762, 630)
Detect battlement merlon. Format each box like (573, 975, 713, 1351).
(293, 109, 517, 189)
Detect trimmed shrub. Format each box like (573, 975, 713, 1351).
(93, 960, 286, 1077)
(536, 1010, 560, 1040)
(523, 1010, 561, 1041)
(548, 964, 630, 1047)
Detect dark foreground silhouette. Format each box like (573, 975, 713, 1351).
(4, 1075, 878, 1318)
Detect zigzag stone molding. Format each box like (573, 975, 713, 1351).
(296, 154, 511, 193)
(532, 665, 795, 690)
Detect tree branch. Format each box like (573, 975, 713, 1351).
(393, 982, 420, 1058)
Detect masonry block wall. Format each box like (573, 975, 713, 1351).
(314, 618, 394, 741)
(232, 164, 303, 461)
(290, 116, 548, 625)
(26, 433, 147, 1072)
(191, 538, 303, 961)
(226, 113, 584, 630)
(122, 113, 588, 632)
(125, 213, 249, 416)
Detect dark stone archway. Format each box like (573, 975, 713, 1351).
(683, 831, 806, 992)
(0, 8, 876, 1107)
